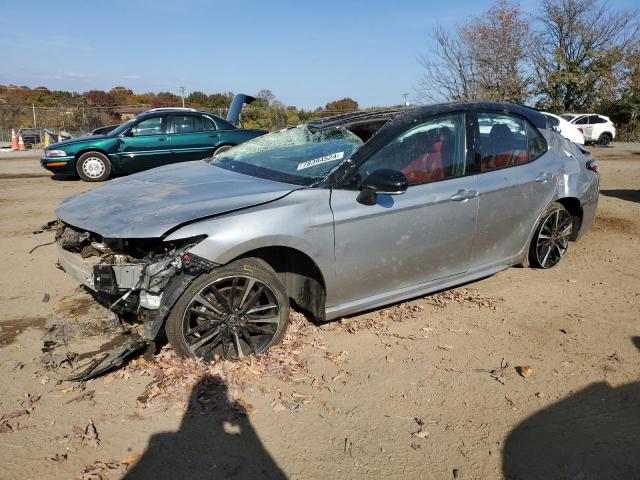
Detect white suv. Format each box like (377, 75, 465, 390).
(560, 113, 616, 146)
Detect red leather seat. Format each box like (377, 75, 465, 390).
(402, 140, 445, 184)
(481, 124, 529, 170)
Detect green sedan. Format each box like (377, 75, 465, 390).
(41, 94, 267, 181)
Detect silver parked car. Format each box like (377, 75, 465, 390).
(54, 102, 599, 370)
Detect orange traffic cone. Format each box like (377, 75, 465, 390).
(10, 128, 18, 150)
(17, 134, 26, 151)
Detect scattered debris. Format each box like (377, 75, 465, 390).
(65, 390, 95, 404)
(413, 427, 431, 439)
(47, 452, 68, 463)
(3, 409, 29, 419)
(20, 393, 41, 413)
(607, 352, 623, 363)
(325, 351, 349, 366)
(79, 460, 130, 479)
(475, 358, 509, 384)
(516, 366, 533, 378)
(426, 289, 500, 310)
(42, 293, 50, 303)
(73, 420, 100, 448)
(412, 417, 431, 438)
(0, 421, 13, 433)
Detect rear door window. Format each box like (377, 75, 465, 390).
(173, 115, 204, 134)
(477, 112, 546, 170)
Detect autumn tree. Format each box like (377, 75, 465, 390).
(417, 0, 529, 103)
(530, 0, 639, 112)
(325, 98, 358, 113)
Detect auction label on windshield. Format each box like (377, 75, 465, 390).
(297, 151, 344, 171)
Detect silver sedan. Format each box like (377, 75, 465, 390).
(55, 102, 599, 364)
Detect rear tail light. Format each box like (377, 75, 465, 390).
(586, 159, 599, 174)
(578, 127, 584, 134)
(612, 122, 616, 128)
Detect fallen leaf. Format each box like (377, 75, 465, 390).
(412, 427, 430, 439)
(47, 453, 67, 463)
(516, 366, 533, 378)
(121, 452, 141, 466)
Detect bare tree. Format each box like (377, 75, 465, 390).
(463, 0, 530, 103)
(417, 24, 479, 103)
(530, 0, 639, 111)
(417, 0, 529, 104)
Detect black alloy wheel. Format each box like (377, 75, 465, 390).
(530, 203, 573, 269)
(166, 258, 289, 360)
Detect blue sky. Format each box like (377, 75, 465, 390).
(0, 0, 637, 109)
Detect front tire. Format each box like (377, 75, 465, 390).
(529, 202, 573, 269)
(165, 258, 290, 360)
(76, 151, 111, 182)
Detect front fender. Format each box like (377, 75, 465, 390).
(164, 189, 336, 297)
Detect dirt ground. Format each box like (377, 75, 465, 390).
(0, 145, 639, 480)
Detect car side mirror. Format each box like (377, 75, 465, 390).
(356, 169, 408, 205)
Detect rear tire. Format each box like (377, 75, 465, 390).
(166, 258, 290, 360)
(597, 133, 612, 147)
(529, 202, 573, 269)
(213, 144, 233, 156)
(76, 151, 111, 182)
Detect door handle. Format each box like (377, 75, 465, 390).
(209, 134, 219, 138)
(157, 137, 167, 142)
(536, 173, 552, 182)
(450, 189, 478, 201)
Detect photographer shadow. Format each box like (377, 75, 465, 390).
(124, 375, 286, 480)
(502, 337, 640, 479)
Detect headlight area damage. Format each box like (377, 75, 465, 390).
(55, 222, 216, 380)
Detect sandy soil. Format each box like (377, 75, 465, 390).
(0, 145, 639, 480)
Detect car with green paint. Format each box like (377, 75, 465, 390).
(40, 94, 266, 181)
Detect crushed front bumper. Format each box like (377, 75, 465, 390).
(57, 244, 144, 293)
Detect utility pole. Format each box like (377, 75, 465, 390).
(402, 93, 409, 107)
(179, 86, 186, 108)
(32, 104, 37, 127)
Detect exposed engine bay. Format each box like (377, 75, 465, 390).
(52, 221, 217, 380)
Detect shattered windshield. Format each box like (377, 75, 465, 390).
(207, 125, 363, 185)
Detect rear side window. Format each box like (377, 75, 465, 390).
(477, 112, 546, 171)
(527, 123, 547, 161)
(545, 115, 560, 129)
(574, 116, 589, 125)
(203, 116, 217, 131)
(174, 115, 203, 134)
(589, 115, 606, 124)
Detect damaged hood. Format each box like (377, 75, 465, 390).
(56, 161, 298, 238)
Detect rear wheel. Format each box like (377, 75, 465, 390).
(76, 151, 111, 182)
(597, 133, 612, 147)
(529, 202, 573, 269)
(165, 258, 289, 360)
(213, 144, 233, 156)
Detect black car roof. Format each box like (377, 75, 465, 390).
(313, 102, 547, 131)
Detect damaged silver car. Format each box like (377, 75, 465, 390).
(54, 102, 599, 375)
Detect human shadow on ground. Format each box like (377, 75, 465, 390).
(601, 189, 640, 204)
(124, 375, 286, 480)
(502, 337, 640, 479)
